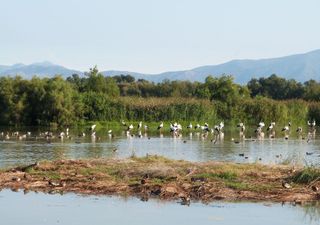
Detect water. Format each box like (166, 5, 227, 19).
(1, 126, 320, 224)
(0, 189, 318, 225)
(0, 126, 319, 168)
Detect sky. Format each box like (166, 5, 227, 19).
(0, 0, 319, 73)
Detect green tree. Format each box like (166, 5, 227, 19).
(42, 76, 77, 126)
(84, 66, 120, 97)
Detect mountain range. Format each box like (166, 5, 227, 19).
(1, 49, 320, 84)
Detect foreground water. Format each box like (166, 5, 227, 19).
(0, 189, 319, 225)
(0, 125, 319, 168)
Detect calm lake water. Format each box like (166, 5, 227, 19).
(0, 125, 319, 168)
(0, 189, 319, 225)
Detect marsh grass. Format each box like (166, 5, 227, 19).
(192, 171, 237, 181)
(291, 167, 320, 184)
(71, 97, 315, 127)
(29, 170, 61, 180)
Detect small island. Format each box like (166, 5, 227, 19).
(1, 155, 319, 204)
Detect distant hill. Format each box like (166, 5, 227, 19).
(102, 49, 320, 83)
(0, 61, 82, 79)
(1, 49, 320, 83)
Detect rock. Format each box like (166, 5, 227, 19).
(282, 181, 291, 189)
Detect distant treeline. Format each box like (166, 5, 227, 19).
(1, 66, 320, 126)
(68, 70, 320, 101)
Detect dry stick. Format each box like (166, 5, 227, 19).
(307, 177, 320, 188)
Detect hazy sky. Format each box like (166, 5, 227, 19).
(0, 0, 319, 73)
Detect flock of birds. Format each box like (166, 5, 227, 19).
(0, 119, 317, 143)
(0, 119, 318, 166)
(114, 119, 317, 143)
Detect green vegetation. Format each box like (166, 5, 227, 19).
(1, 67, 320, 126)
(291, 167, 320, 184)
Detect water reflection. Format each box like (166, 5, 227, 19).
(0, 189, 319, 225)
(302, 202, 320, 224)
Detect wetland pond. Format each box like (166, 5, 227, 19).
(0, 125, 319, 168)
(1, 125, 320, 224)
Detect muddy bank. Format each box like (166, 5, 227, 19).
(1, 156, 320, 204)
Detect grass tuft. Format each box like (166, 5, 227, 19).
(291, 167, 320, 184)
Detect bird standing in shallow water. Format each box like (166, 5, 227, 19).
(267, 122, 275, 132)
(296, 127, 302, 134)
(308, 120, 316, 133)
(266, 122, 276, 138)
(214, 122, 224, 133)
(281, 122, 291, 139)
(258, 122, 265, 128)
(282, 126, 290, 132)
(255, 122, 265, 139)
(91, 124, 96, 131)
(237, 122, 245, 132)
(157, 122, 163, 130)
(194, 123, 201, 130)
(127, 124, 134, 131)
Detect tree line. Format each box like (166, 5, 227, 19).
(68, 70, 320, 101)
(1, 66, 320, 126)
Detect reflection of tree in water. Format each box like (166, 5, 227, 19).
(86, 144, 104, 158)
(302, 202, 320, 225)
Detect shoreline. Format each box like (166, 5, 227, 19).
(1, 156, 319, 204)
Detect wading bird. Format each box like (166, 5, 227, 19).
(194, 123, 201, 130)
(282, 122, 291, 132)
(90, 124, 96, 131)
(296, 127, 302, 134)
(308, 120, 316, 131)
(127, 124, 134, 131)
(267, 122, 275, 132)
(237, 122, 245, 132)
(157, 122, 164, 130)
